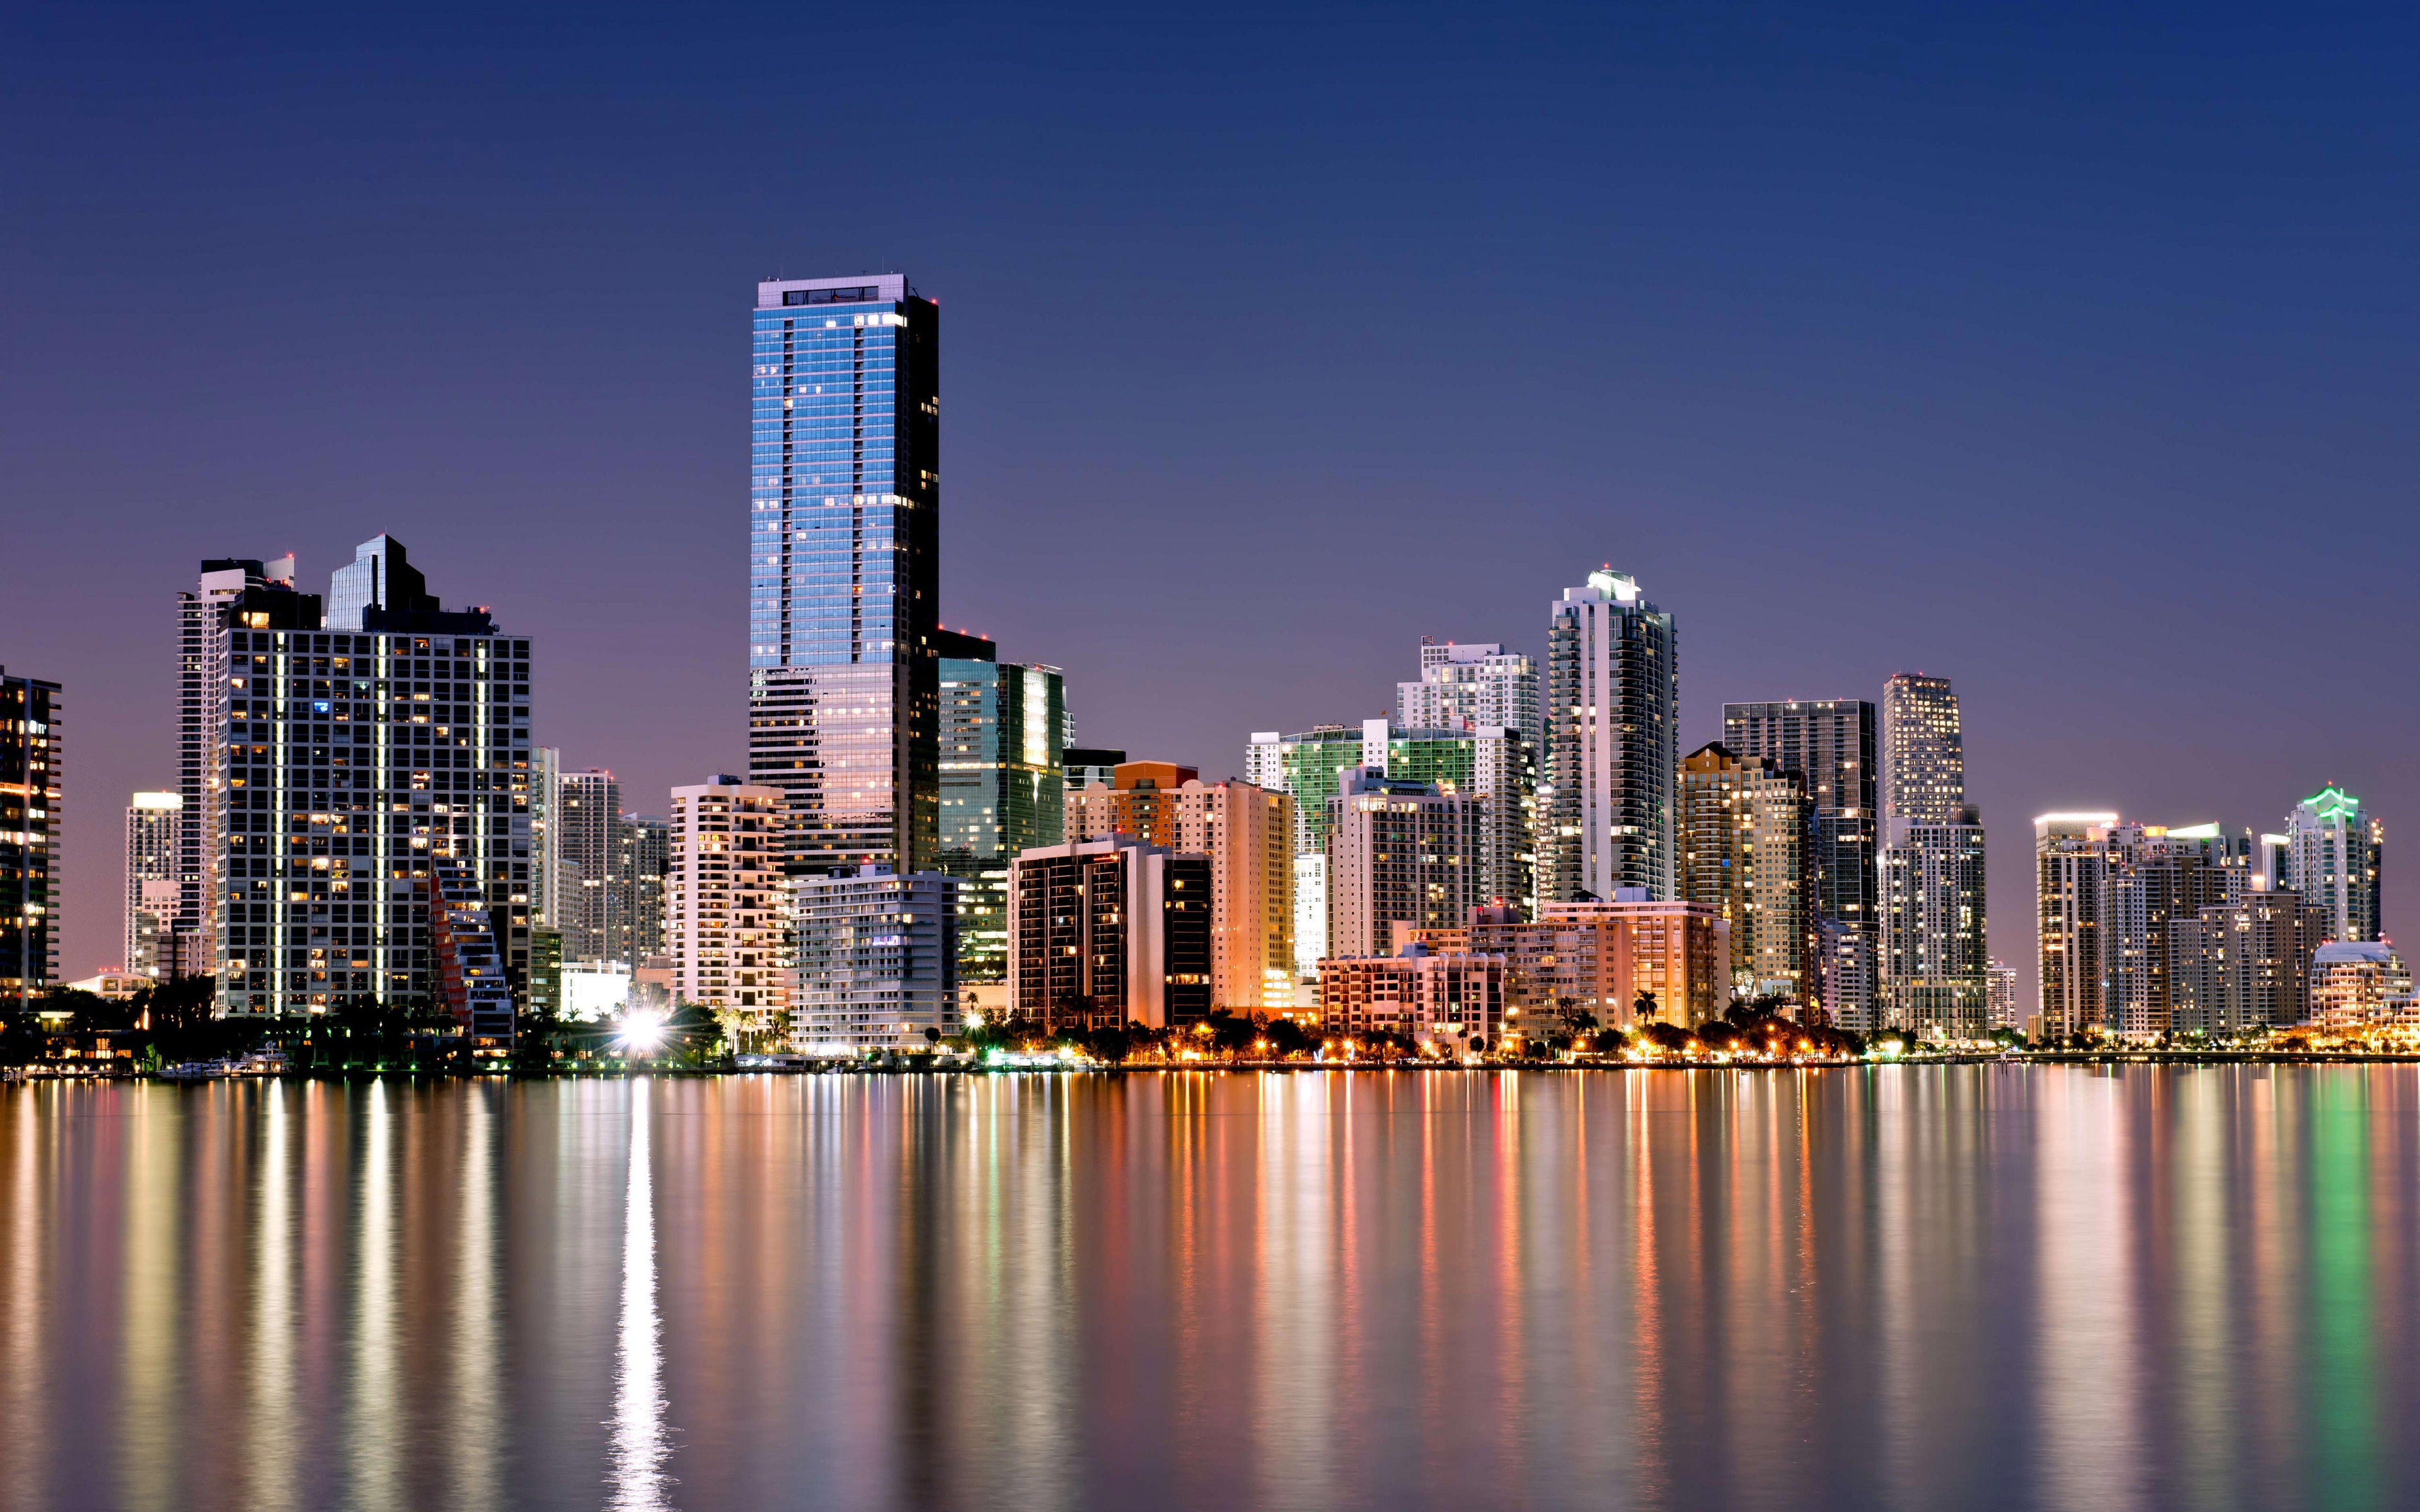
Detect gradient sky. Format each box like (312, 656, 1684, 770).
(6, 2, 2417, 997)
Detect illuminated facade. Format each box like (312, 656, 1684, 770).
(2278, 785, 2384, 943)
(1722, 698, 1879, 1029)
(1006, 836, 1211, 1031)
(2306, 941, 2412, 1034)
(668, 777, 789, 1031)
(2035, 815, 2251, 1039)
(1, 667, 62, 1009)
(1397, 640, 1539, 747)
(206, 540, 533, 1019)
(793, 864, 959, 1051)
(748, 273, 941, 876)
(1882, 817, 1990, 1038)
(1317, 944, 1506, 1049)
(2167, 890, 2331, 1034)
(936, 631, 1066, 987)
(1246, 724, 1368, 973)
(1067, 764, 1293, 1011)
(124, 792, 181, 978)
(1881, 673, 1964, 825)
(550, 767, 621, 964)
(1543, 569, 1677, 906)
(1325, 767, 1479, 961)
(1679, 742, 1815, 1001)
(178, 557, 292, 980)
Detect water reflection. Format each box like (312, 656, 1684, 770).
(609, 1076, 674, 1510)
(6, 1067, 2420, 1511)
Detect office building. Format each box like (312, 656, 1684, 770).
(2167, 890, 2331, 1035)
(1247, 724, 1370, 973)
(668, 777, 789, 1033)
(1881, 673, 1964, 825)
(1722, 698, 1879, 1029)
(551, 767, 621, 963)
(2276, 785, 2384, 942)
(2, 667, 62, 1009)
(748, 273, 942, 877)
(1325, 767, 1480, 961)
(1543, 568, 1678, 906)
(1064, 747, 1125, 791)
(793, 864, 959, 1051)
(1882, 816, 1990, 1038)
(1068, 763, 1293, 1011)
(1397, 640, 1538, 747)
(1678, 742, 1815, 1001)
(1317, 944, 1507, 1049)
(125, 792, 182, 978)
(208, 539, 533, 1021)
(934, 629, 1067, 987)
(1007, 836, 1212, 1031)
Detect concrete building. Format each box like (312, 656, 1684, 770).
(125, 792, 181, 979)
(1882, 816, 1990, 1039)
(428, 852, 514, 1044)
(1882, 673, 1965, 826)
(1247, 724, 1373, 974)
(1380, 721, 1536, 920)
(1007, 836, 1212, 1032)
(178, 557, 294, 986)
(1, 666, 62, 1010)
(748, 274, 942, 878)
(1063, 747, 1125, 791)
(1317, 944, 1507, 1050)
(2037, 815, 2257, 1040)
(668, 777, 789, 1032)
(936, 630, 1066, 988)
(1678, 742, 1814, 1002)
(2167, 890, 2331, 1035)
(1722, 699, 1879, 1030)
(1986, 959, 2019, 1030)
(550, 767, 621, 964)
(1534, 894, 1730, 1027)
(1066, 765, 1293, 1012)
(2277, 785, 2384, 943)
(616, 814, 670, 966)
(793, 864, 959, 1051)
(1543, 569, 1678, 905)
(205, 540, 533, 1019)
(1325, 767, 1480, 962)
(1397, 640, 1539, 748)
(2307, 941, 2411, 1035)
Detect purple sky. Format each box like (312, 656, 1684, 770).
(6, 3, 2417, 997)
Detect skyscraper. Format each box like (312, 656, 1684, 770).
(125, 792, 181, 978)
(208, 539, 533, 1024)
(2277, 784, 2384, 942)
(550, 768, 621, 963)
(616, 814, 670, 965)
(1543, 569, 1678, 905)
(1678, 742, 1815, 1001)
(1246, 724, 1372, 973)
(1397, 640, 1539, 747)
(1007, 837, 1211, 1031)
(748, 274, 941, 877)
(1, 667, 62, 1010)
(936, 630, 1066, 985)
(667, 777, 789, 1032)
(2034, 815, 2246, 1040)
(1722, 699, 1878, 1029)
(178, 556, 294, 978)
(1881, 673, 1964, 825)
(1325, 767, 1480, 960)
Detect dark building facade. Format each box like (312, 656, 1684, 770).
(1008, 837, 1211, 1031)
(1, 667, 62, 1009)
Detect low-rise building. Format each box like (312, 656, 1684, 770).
(1317, 944, 1506, 1051)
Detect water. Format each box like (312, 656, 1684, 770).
(3, 1066, 2417, 1511)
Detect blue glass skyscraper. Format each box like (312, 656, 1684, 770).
(749, 275, 941, 874)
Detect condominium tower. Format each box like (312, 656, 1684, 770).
(1877, 674, 1987, 1036)
(1543, 569, 1678, 905)
(1677, 742, 1814, 1000)
(1397, 641, 1539, 747)
(1881, 674, 1964, 825)
(668, 777, 790, 1034)
(2275, 784, 2384, 943)
(1722, 698, 1879, 1029)
(1, 667, 62, 1009)
(1325, 767, 1480, 960)
(125, 792, 181, 978)
(748, 273, 942, 877)
(550, 767, 621, 964)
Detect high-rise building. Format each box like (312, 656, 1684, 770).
(529, 747, 562, 925)
(1007, 836, 1212, 1031)
(748, 273, 941, 878)
(551, 768, 621, 964)
(2167, 890, 2330, 1035)
(2277, 785, 2384, 942)
(1544, 569, 1678, 906)
(2035, 815, 2250, 1040)
(1986, 959, 2019, 1029)
(1397, 641, 1539, 747)
(2, 667, 62, 1010)
(1722, 698, 1879, 1029)
(1381, 721, 1536, 919)
(1678, 742, 1815, 1001)
(667, 777, 789, 1031)
(616, 815, 670, 965)
(793, 864, 959, 1052)
(1530, 893, 1729, 1027)
(1882, 815, 1990, 1039)
(1066, 764, 1293, 1012)
(178, 556, 294, 979)
(125, 792, 182, 978)
(936, 632, 1066, 988)
(205, 542, 533, 1021)
(1325, 767, 1480, 961)
(1881, 673, 1964, 825)
(1246, 724, 1370, 974)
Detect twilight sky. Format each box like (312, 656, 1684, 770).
(6, 2, 2417, 995)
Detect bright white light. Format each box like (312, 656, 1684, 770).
(618, 1009, 666, 1055)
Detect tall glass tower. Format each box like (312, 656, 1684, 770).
(749, 275, 941, 874)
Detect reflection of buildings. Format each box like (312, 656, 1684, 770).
(1007, 837, 1210, 1031)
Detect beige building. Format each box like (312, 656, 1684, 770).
(1317, 946, 1506, 1049)
(1402, 893, 1730, 1031)
(668, 776, 790, 1034)
(1067, 762, 1293, 1012)
(1678, 742, 1814, 1000)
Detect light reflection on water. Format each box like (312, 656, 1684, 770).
(3, 1066, 2420, 1511)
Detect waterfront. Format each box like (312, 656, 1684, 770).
(3, 1067, 2418, 1511)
